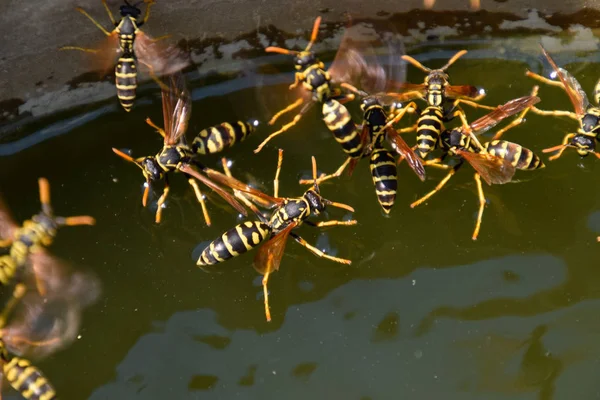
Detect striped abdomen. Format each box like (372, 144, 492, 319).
(322, 100, 363, 158)
(483, 140, 545, 170)
(192, 121, 256, 155)
(115, 53, 137, 112)
(416, 106, 444, 158)
(197, 221, 270, 266)
(4, 357, 57, 400)
(370, 148, 397, 213)
(0, 255, 18, 286)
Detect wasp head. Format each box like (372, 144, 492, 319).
(294, 51, 316, 71)
(360, 96, 381, 112)
(141, 156, 164, 181)
(304, 189, 326, 215)
(120, 1, 142, 18)
(572, 135, 596, 157)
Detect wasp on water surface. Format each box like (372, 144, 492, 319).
(197, 150, 357, 321)
(61, 0, 190, 112)
(296, 41, 426, 213)
(383, 50, 494, 160)
(525, 45, 600, 160)
(112, 73, 255, 224)
(0, 178, 95, 294)
(257, 17, 366, 158)
(411, 92, 543, 240)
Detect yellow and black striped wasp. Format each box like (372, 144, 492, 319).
(383, 50, 493, 160)
(61, 0, 189, 112)
(411, 93, 543, 240)
(0, 178, 95, 293)
(296, 42, 426, 213)
(112, 73, 252, 224)
(256, 17, 365, 158)
(197, 150, 357, 322)
(525, 45, 600, 160)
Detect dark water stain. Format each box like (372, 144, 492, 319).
(291, 362, 318, 381)
(188, 374, 219, 391)
(0, 98, 24, 124)
(193, 334, 231, 349)
(372, 311, 400, 342)
(238, 364, 258, 387)
(504, 270, 520, 283)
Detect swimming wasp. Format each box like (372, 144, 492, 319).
(112, 73, 252, 224)
(197, 150, 357, 322)
(411, 92, 543, 240)
(60, 0, 190, 112)
(0, 178, 95, 294)
(525, 45, 600, 160)
(257, 17, 364, 157)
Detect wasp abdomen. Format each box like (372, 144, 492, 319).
(115, 54, 137, 112)
(370, 148, 398, 213)
(5, 357, 57, 400)
(484, 140, 545, 170)
(323, 100, 362, 158)
(198, 221, 270, 266)
(416, 107, 444, 158)
(193, 121, 255, 155)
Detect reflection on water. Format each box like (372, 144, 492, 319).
(87, 254, 599, 400)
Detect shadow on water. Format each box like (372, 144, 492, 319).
(2, 16, 600, 400)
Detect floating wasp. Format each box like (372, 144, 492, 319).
(525, 45, 600, 160)
(0, 178, 95, 293)
(383, 50, 493, 160)
(411, 93, 543, 240)
(296, 43, 426, 213)
(197, 150, 357, 321)
(256, 17, 362, 157)
(61, 0, 189, 112)
(112, 73, 254, 224)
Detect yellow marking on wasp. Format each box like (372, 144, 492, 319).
(235, 225, 253, 250)
(223, 123, 236, 146)
(376, 190, 397, 196)
(209, 242, 225, 262)
(207, 132, 224, 153)
(251, 232, 261, 244)
(375, 175, 398, 181)
(115, 72, 137, 78)
(222, 235, 239, 256)
(116, 84, 137, 90)
(118, 95, 136, 100)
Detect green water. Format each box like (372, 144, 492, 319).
(2, 35, 600, 400)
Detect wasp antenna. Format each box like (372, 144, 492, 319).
(311, 156, 319, 191)
(305, 16, 322, 51)
(441, 50, 468, 71)
(401, 55, 431, 73)
(325, 200, 355, 213)
(542, 144, 567, 153)
(265, 46, 297, 56)
(341, 83, 367, 97)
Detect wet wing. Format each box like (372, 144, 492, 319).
(540, 46, 589, 115)
(161, 72, 191, 145)
(445, 85, 480, 99)
(203, 168, 284, 208)
(134, 31, 191, 77)
(78, 32, 121, 78)
(469, 95, 540, 135)
(253, 223, 296, 275)
(385, 126, 426, 181)
(457, 150, 516, 185)
(0, 195, 18, 241)
(178, 164, 249, 216)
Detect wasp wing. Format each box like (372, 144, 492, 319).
(540, 46, 589, 115)
(445, 85, 480, 99)
(253, 223, 296, 275)
(0, 196, 18, 241)
(178, 164, 249, 216)
(134, 32, 191, 77)
(384, 126, 426, 181)
(469, 95, 540, 136)
(203, 168, 285, 208)
(457, 150, 516, 185)
(160, 73, 191, 145)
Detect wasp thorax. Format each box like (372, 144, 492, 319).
(294, 51, 316, 70)
(31, 213, 58, 244)
(304, 190, 326, 214)
(581, 113, 600, 133)
(141, 157, 163, 181)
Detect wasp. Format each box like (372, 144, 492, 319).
(197, 150, 357, 321)
(0, 178, 95, 294)
(112, 73, 252, 224)
(383, 50, 494, 160)
(256, 17, 362, 156)
(60, 0, 189, 112)
(411, 93, 543, 240)
(525, 45, 600, 160)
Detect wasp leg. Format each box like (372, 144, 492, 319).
(0, 284, 26, 329)
(472, 173, 487, 240)
(59, 46, 100, 53)
(299, 157, 352, 185)
(0, 239, 13, 248)
(305, 220, 358, 227)
(138, 60, 170, 92)
(456, 109, 484, 151)
(525, 70, 565, 88)
(154, 178, 170, 224)
(331, 93, 355, 105)
(529, 106, 579, 121)
(289, 72, 303, 90)
(274, 149, 284, 198)
(57, 216, 96, 226)
(493, 86, 539, 140)
(262, 271, 272, 322)
(384, 101, 418, 131)
(145, 117, 167, 137)
(290, 232, 352, 265)
(411, 163, 461, 208)
(423, 158, 451, 170)
(396, 124, 417, 134)
(101, 0, 116, 25)
(75, 7, 111, 36)
(220, 158, 256, 211)
(453, 98, 495, 111)
(187, 178, 211, 226)
(150, 34, 171, 43)
(268, 98, 304, 126)
(141, 0, 155, 25)
(256, 101, 314, 153)
(142, 180, 151, 207)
